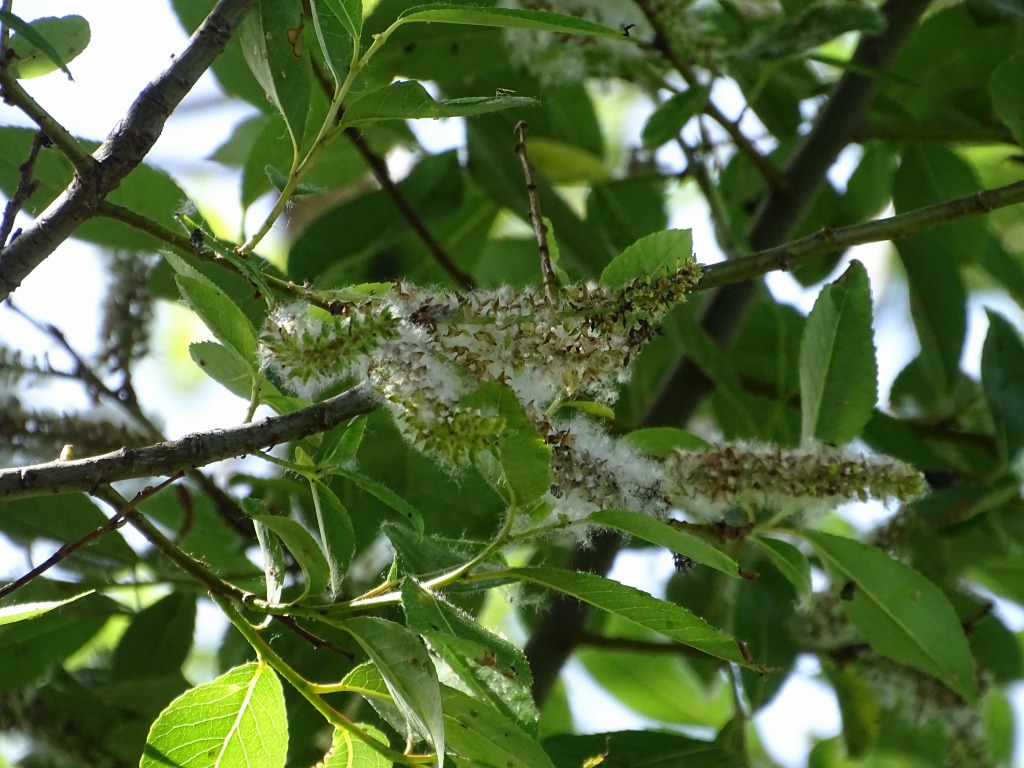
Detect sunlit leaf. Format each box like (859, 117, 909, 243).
(0, 592, 93, 627)
(599, 229, 694, 289)
(140, 662, 287, 768)
(2, 14, 89, 79)
(504, 567, 753, 666)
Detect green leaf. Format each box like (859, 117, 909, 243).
(249, 514, 331, 602)
(239, 1, 311, 155)
(112, 592, 196, 679)
(383, 522, 494, 577)
(0, 590, 117, 690)
(264, 164, 323, 195)
(504, 567, 753, 666)
(346, 662, 551, 768)
(395, 4, 625, 38)
(309, 481, 355, 597)
(748, 535, 811, 603)
(310, 0, 361, 86)
(892, 146, 973, 407)
(321, 724, 391, 768)
(0, 494, 136, 565)
(543, 731, 737, 768)
(243, 498, 286, 605)
(589, 509, 742, 580)
(460, 381, 552, 506)
(439, 685, 555, 768)
(0, 592, 93, 627)
(991, 49, 1024, 149)
(339, 80, 538, 127)
(803, 531, 977, 702)
(799, 260, 877, 444)
(641, 87, 711, 149)
(189, 341, 253, 400)
(141, 662, 287, 768)
(577, 647, 732, 727)
(176, 275, 259, 368)
(342, 617, 445, 760)
(317, 415, 368, 466)
(556, 400, 615, 421)
(599, 229, 694, 289)
(332, 468, 425, 535)
(2, 13, 89, 79)
(624, 427, 712, 457)
(981, 311, 1024, 464)
(401, 581, 538, 734)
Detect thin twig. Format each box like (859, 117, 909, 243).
(345, 127, 475, 290)
(697, 178, 1024, 291)
(513, 122, 558, 303)
(0, 472, 183, 602)
(0, 0, 259, 300)
(0, 132, 48, 248)
(0, 384, 380, 499)
(273, 614, 355, 659)
(675, 133, 739, 259)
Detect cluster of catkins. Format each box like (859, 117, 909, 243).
(261, 260, 924, 532)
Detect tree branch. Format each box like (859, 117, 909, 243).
(0, 384, 379, 499)
(697, 179, 1024, 291)
(0, 0, 259, 300)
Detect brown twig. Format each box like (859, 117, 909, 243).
(0, 0, 259, 300)
(344, 127, 475, 290)
(273, 614, 355, 659)
(0, 472, 183, 602)
(696, 178, 1024, 292)
(513, 122, 558, 303)
(0, 384, 380, 499)
(0, 131, 48, 248)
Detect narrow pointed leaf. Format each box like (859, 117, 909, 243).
(402, 581, 538, 734)
(799, 260, 877, 444)
(141, 662, 287, 768)
(749, 535, 811, 603)
(991, 50, 1024, 150)
(339, 81, 538, 127)
(504, 567, 753, 666)
(396, 5, 624, 38)
(0, 592, 92, 627)
(804, 531, 977, 702)
(249, 514, 330, 602)
(310, 481, 356, 597)
(333, 468, 424, 535)
(239, 2, 310, 153)
(243, 498, 286, 605)
(981, 311, 1024, 464)
(589, 509, 742, 579)
(176, 275, 258, 368)
(342, 617, 445, 762)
